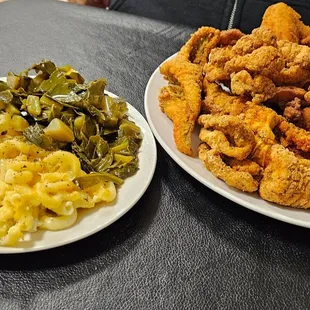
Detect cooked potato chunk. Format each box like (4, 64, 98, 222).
(44, 118, 74, 142)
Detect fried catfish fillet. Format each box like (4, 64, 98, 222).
(202, 80, 247, 116)
(261, 2, 310, 45)
(205, 26, 310, 104)
(230, 70, 276, 104)
(260, 144, 310, 208)
(198, 143, 259, 192)
(219, 29, 244, 46)
(159, 57, 202, 156)
(178, 26, 220, 66)
(159, 27, 221, 155)
(198, 114, 255, 160)
(198, 82, 281, 190)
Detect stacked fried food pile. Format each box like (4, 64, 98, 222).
(159, 2, 310, 209)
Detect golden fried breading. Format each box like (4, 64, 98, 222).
(277, 40, 310, 69)
(230, 70, 253, 96)
(270, 41, 310, 85)
(232, 27, 277, 55)
(198, 114, 255, 160)
(304, 91, 310, 103)
(159, 86, 196, 156)
(277, 120, 310, 153)
(261, 2, 310, 46)
(260, 144, 310, 208)
(299, 24, 310, 45)
(230, 70, 276, 104)
(301, 107, 310, 131)
(158, 3, 310, 208)
(225, 158, 262, 176)
(283, 98, 302, 123)
(205, 26, 310, 100)
(261, 2, 302, 43)
(159, 52, 203, 156)
(267, 86, 306, 103)
(160, 57, 202, 117)
(178, 26, 220, 66)
(241, 104, 281, 142)
(225, 46, 284, 77)
(219, 29, 244, 46)
(274, 66, 310, 86)
(204, 46, 234, 81)
(202, 80, 247, 115)
(198, 143, 259, 192)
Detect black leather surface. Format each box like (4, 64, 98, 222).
(1, 1, 310, 309)
(110, 0, 235, 29)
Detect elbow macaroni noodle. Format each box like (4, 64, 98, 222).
(0, 126, 116, 246)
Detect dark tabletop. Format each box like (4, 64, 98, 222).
(1, 0, 310, 309)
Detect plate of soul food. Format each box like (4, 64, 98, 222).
(0, 60, 156, 253)
(145, 2, 310, 228)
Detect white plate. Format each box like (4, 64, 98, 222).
(0, 77, 157, 253)
(144, 54, 310, 228)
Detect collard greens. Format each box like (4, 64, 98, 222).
(2, 60, 143, 187)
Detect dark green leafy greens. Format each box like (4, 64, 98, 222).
(2, 60, 142, 187)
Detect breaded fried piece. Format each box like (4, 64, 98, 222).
(225, 46, 284, 77)
(260, 144, 310, 208)
(219, 29, 244, 46)
(159, 86, 196, 156)
(202, 80, 247, 115)
(225, 158, 262, 176)
(198, 143, 259, 192)
(204, 28, 277, 83)
(159, 56, 202, 156)
(277, 120, 310, 153)
(277, 40, 310, 69)
(242, 104, 281, 142)
(267, 86, 306, 103)
(230, 70, 276, 104)
(273, 66, 310, 86)
(179, 26, 220, 66)
(232, 27, 277, 55)
(299, 24, 310, 45)
(160, 57, 202, 117)
(204, 46, 234, 81)
(261, 2, 310, 46)
(198, 114, 255, 160)
(261, 2, 301, 43)
(274, 41, 310, 85)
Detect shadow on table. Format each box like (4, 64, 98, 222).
(173, 161, 310, 274)
(0, 164, 161, 273)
